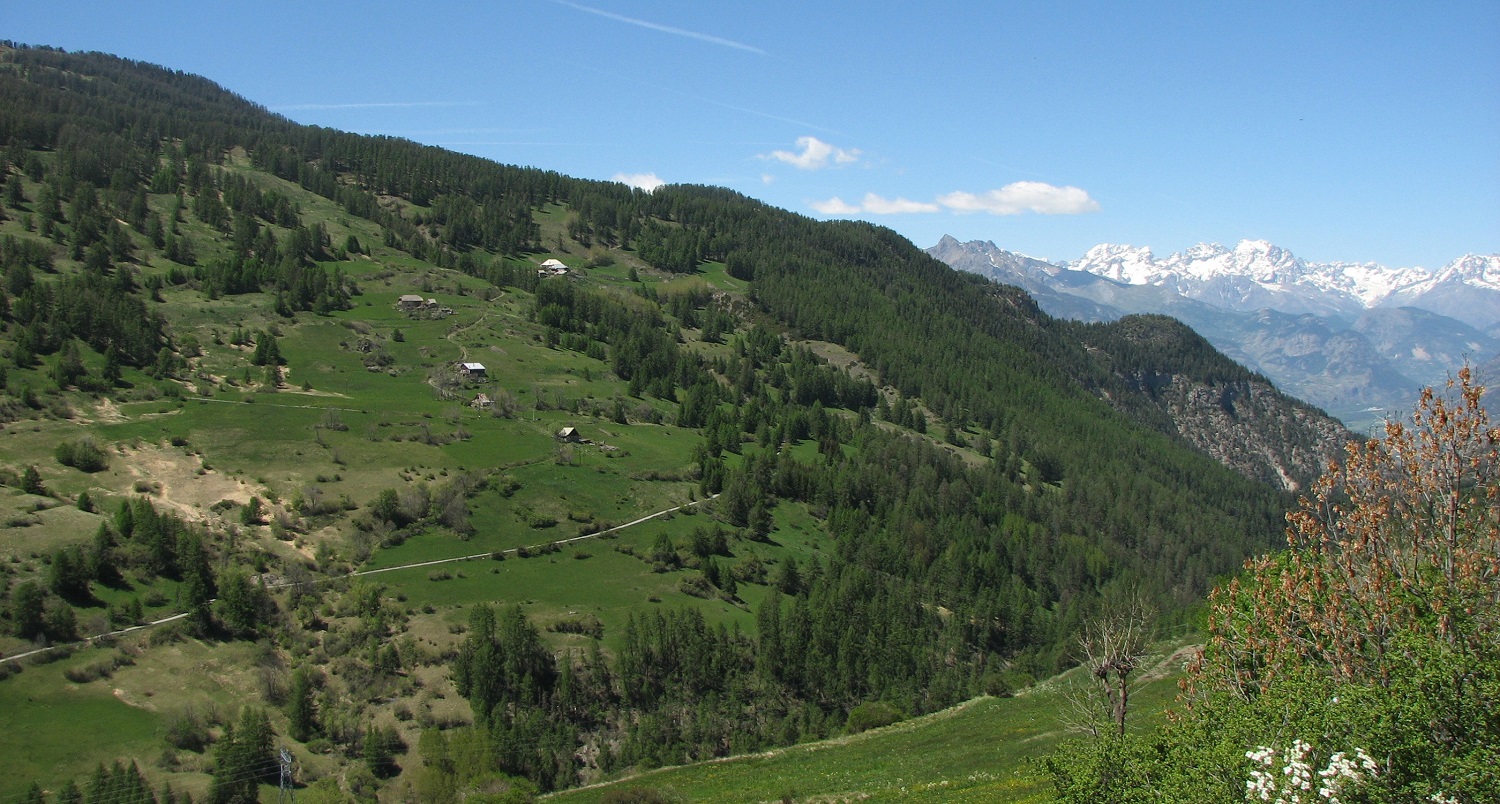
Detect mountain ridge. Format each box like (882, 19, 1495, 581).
(929, 235, 1500, 426)
(1062, 238, 1500, 327)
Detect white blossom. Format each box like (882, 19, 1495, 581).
(1243, 741, 1378, 804)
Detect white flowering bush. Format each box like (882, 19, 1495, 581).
(1244, 740, 1376, 804)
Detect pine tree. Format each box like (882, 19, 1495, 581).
(56, 780, 82, 804)
(43, 602, 77, 642)
(286, 667, 318, 742)
(363, 724, 395, 777)
(207, 708, 274, 804)
(4, 173, 24, 207)
(21, 465, 46, 496)
(102, 345, 123, 386)
(215, 567, 268, 638)
(11, 582, 45, 639)
(251, 330, 281, 366)
(179, 533, 215, 635)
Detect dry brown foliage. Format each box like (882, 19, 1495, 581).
(1187, 366, 1500, 700)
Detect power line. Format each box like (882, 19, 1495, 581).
(277, 746, 296, 804)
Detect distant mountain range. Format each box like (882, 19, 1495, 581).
(927, 236, 1500, 428)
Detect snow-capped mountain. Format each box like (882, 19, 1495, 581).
(926, 235, 1500, 429)
(1064, 240, 1498, 327)
(1382, 254, 1500, 331)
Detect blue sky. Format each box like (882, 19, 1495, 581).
(8, 1, 1497, 267)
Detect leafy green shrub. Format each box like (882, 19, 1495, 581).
(147, 621, 187, 646)
(162, 707, 211, 751)
(55, 441, 109, 471)
(547, 615, 604, 639)
(677, 574, 712, 599)
(845, 700, 903, 734)
(63, 652, 134, 684)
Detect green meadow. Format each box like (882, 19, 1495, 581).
(545, 645, 1192, 804)
(0, 157, 877, 800)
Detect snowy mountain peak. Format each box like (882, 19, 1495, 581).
(1075, 243, 1157, 284)
(1184, 242, 1229, 261)
(1232, 239, 1297, 277)
(1063, 239, 1487, 314)
(1431, 254, 1500, 291)
(932, 235, 1500, 331)
(925, 235, 1500, 426)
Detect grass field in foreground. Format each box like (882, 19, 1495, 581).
(544, 644, 1193, 804)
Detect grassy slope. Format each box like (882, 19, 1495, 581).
(0, 637, 274, 797)
(0, 156, 859, 798)
(546, 645, 1193, 804)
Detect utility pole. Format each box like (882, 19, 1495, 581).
(277, 746, 295, 804)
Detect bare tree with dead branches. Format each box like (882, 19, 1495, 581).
(1066, 594, 1157, 738)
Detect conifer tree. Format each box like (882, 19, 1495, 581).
(10, 581, 45, 640)
(56, 780, 82, 804)
(20, 465, 46, 496)
(286, 667, 318, 742)
(207, 708, 274, 804)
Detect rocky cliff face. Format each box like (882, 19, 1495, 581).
(1144, 374, 1350, 492)
(1077, 314, 1354, 492)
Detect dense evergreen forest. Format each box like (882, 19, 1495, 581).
(0, 42, 1348, 798)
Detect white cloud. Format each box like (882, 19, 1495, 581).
(859, 193, 940, 214)
(613, 172, 665, 192)
(810, 197, 862, 215)
(810, 193, 938, 216)
(937, 181, 1100, 216)
(763, 136, 861, 170)
(812, 181, 1099, 218)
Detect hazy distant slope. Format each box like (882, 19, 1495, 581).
(930, 236, 1498, 427)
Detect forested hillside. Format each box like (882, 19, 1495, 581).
(0, 42, 1347, 800)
